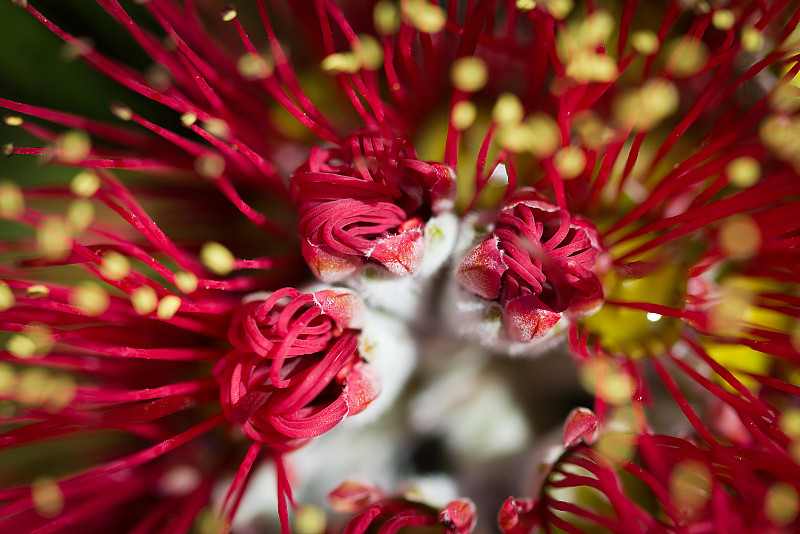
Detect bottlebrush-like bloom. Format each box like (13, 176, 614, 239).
(1, 0, 800, 533)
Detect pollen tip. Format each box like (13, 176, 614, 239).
(451, 101, 477, 130)
(70, 170, 100, 198)
(180, 112, 198, 127)
(200, 241, 236, 276)
(0, 281, 16, 311)
(0, 179, 25, 219)
(294, 505, 327, 534)
(109, 102, 132, 121)
(452, 57, 488, 93)
(3, 115, 23, 127)
(157, 295, 182, 320)
(131, 286, 158, 315)
(70, 283, 110, 316)
(3, 143, 15, 157)
(32, 477, 64, 518)
(221, 5, 237, 21)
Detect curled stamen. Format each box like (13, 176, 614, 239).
(451, 188, 604, 351)
(292, 129, 456, 282)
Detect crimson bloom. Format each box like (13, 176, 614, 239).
(1, 0, 800, 533)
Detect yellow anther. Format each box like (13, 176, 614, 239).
(321, 52, 360, 74)
(524, 114, 561, 157)
(403, 0, 446, 33)
(765, 482, 800, 527)
(37, 216, 72, 260)
(56, 130, 91, 163)
(110, 102, 133, 121)
(26, 285, 50, 299)
(566, 52, 617, 83)
(180, 112, 198, 127)
(0, 281, 15, 311)
(631, 30, 659, 55)
(201, 241, 236, 276)
(576, 11, 615, 50)
(374, 0, 400, 35)
(492, 92, 524, 125)
(294, 505, 327, 534)
(3, 115, 23, 126)
(780, 408, 800, 439)
(769, 80, 800, 113)
(573, 111, 614, 149)
(157, 295, 182, 320)
(0, 180, 24, 219)
(70, 170, 101, 198)
(554, 146, 587, 179)
(760, 115, 800, 167)
(741, 28, 764, 52)
(663, 36, 709, 78)
(131, 286, 158, 315)
(544, 0, 573, 19)
(195, 153, 226, 179)
(516, 0, 536, 10)
(100, 251, 131, 280)
(7, 334, 37, 359)
(2, 143, 14, 157)
(70, 283, 110, 316)
(0, 363, 16, 395)
(452, 57, 488, 93)
(203, 118, 230, 139)
(174, 271, 199, 294)
(718, 214, 761, 260)
(726, 156, 760, 187)
(712, 9, 735, 31)
(354, 34, 384, 71)
(237, 53, 273, 80)
(32, 477, 65, 518)
(670, 460, 712, 512)
(614, 79, 679, 131)
(451, 101, 477, 130)
(707, 282, 754, 336)
(46, 374, 77, 410)
(66, 199, 95, 232)
(221, 5, 237, 21)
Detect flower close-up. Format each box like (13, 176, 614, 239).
(1, 0, 800, 533)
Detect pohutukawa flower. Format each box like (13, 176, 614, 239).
(215, 287, 379, 451)
(449, 188, 604, 354)
(292, 128, 457, 282)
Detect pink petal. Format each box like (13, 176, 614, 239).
(345, 361, 381, 416)
(301, 240, 362, 282)
(564, 407, 599, 447)
(314, 288, 364, 330)
(503, 295, 561, 342)
(439, 498, 477, 534)
(370, 229, 424, 277)
(456, 238, 507, 300)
